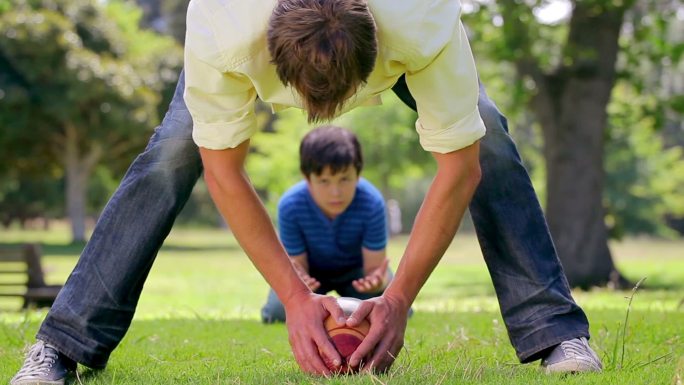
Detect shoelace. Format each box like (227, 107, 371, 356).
(14, 341, 59, 379)
(558, 338, 600, 367)
(559, 338, 588, 357)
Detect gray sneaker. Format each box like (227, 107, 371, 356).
(10, 340, 75, 385)
(541, 337, 603, 374)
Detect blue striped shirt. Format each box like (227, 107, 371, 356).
(277, 178, 387, 273)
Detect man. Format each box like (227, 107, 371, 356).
(11, 0, 600, 383)
(261, 125, 394, 323)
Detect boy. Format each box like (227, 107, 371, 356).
(261, 126, 392, 323)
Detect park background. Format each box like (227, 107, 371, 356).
(0, 0, 683, 384)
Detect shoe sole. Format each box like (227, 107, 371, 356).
(10, 379, 64, 385)
(543, 358, 602, 374)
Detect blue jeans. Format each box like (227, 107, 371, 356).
(37, 71, 588, 368)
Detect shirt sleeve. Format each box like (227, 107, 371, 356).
(362, 198, 387, 251)
(406, 21, 486, 154)
(184, 0, 258, 150)
(277, 201, 307, 257)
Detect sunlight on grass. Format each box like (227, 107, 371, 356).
(1, 227, 682, 318)
(1, 226, 682, 384)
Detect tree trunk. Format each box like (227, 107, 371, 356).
(63, 122, 102, 243)
(539, 80, 618, 288)
(529, 4, 631, 288)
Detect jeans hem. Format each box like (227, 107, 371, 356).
(37, 327, 109, 369)
(516, 326, 590, 363)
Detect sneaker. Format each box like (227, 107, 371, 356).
(541, 337, 603, 374)
(10, 340, 75, 385)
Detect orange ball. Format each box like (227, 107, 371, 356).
(323, 297, 370, 374)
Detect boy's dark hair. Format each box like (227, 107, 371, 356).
(268, 0, 377, 123)
(300, 126, 363, 178)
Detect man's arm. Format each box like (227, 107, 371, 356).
(200, 141, 343, 375)
(347, 141, 481, 372)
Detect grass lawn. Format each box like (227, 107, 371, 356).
(1, 225, 683, 384)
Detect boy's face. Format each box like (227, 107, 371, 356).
(306, 166, 359, 219)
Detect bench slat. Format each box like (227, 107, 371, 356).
(0, 254, 24, 262)
(0, 244, 62, 308)
(0, 270, 27, 275)
(25, 286, 62, 299)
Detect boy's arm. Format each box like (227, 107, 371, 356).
(200, 141, 343, 375)
(291, 254, 321, 291)
(353, 187, 390, 293)
(348, 142, 482, 372)
(361, 248, 387, 276)
(352, 248, 389, 293)
(290, 254, 309, 271)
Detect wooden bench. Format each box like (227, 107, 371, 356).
(0, 244, 62, 309)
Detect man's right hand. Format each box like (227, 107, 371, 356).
(283, 291, 346, 375)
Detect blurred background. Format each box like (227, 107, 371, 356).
(1, 0, 682, 291)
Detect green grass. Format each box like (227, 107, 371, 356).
(1, 224, 683, 384)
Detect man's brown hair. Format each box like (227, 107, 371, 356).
(268, 0, 377, 123)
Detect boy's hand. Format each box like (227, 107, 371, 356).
(292, 262, 321, 291)
(352, 258, 389, 293)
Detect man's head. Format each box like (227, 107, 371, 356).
(300, 125, 363, 218)
(268, 0, 377, 123)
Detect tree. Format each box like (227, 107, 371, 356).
(463, 0, 683, 287)
(133, 0, 188, 44)
(604, 82, 684, 239)
(0, 176, 63, 229)
(245, 107, 311, 218)
(160, 0, 189, 44)
(505, 0, 633, 288)
(617, 0, 684, 236)
(0, 0, 182, 242)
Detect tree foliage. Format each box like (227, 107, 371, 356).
(605, 82, 684, 238)
(0, 0, 182, 240)
(461, 0, 684, 287)
(464, 0, 684, 240)
(336, 93, 432, 196)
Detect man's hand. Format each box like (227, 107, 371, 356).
(284, 292, 346, 375)
(344, 294, 409, 373)
(352, 258, 389, 293)
(292, 262, 321, 291)
(200, 144, 343, 375)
